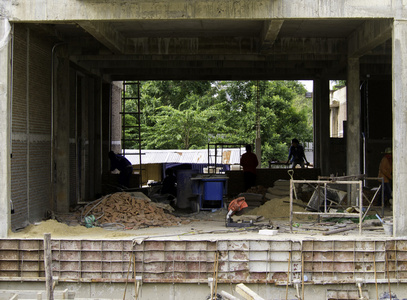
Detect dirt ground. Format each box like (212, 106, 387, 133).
(8, 190, 393, 240)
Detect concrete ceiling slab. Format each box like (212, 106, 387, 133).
(44, 17, 392, 81)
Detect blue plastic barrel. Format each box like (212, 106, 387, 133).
(203, 180, 224, 201)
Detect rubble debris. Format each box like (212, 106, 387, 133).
(82, 192, 190, 229)
(307, 186, 347, 211)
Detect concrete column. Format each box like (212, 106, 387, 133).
(313, 78, 330, 175)
(346, 58, 361, 177)
(94, 78, 102, 196)
(393, 20, 407, 237)
(313, 80, 321, 169)
(102, 83, 111, 176)
(111, 81, 122, 153)
(54, 46, 70, 212)
(0, 18, 11, 237)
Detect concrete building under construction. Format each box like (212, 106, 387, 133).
(0, 0, 407, 299)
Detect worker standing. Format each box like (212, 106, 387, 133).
(108, 151, 133, 188)
(240, 144, 259, 191)
(378, 147, 392, 207)
(287, 138, 309, 168)
(161, 168, 177, 197)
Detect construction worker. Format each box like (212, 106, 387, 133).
(378, 147, 392, 207)
(161, 168, 177, 197)
(108, 151, 133, 188)
(287, 138, 309, 168)
(240, 144, 259, 191)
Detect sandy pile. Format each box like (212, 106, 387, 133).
(9, 219, 134, 239)
(247, 196, 315, 221)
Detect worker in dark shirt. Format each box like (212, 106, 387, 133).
(287, 138, 309, 168)
(108, 151, 133, 188)
(240, 144, 259, 191)
(161, 168, 177, 197)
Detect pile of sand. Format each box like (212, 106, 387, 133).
(82, 192, 190, 229)
(9, 219, 134, 239)
(247, 196, 314, 221)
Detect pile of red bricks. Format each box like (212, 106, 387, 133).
(83, 192, 190, 229)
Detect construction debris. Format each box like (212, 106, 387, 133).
(81, 192, 190, 229)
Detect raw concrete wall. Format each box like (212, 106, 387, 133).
(3, 0, 406, 21)
(0, 18, 11, 238)
(2, 281, 407, 300)
(10, 24, 52, 230)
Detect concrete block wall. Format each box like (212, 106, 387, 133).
(10, 24, 52, 230)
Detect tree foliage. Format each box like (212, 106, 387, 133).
(123, 80, 313, 166)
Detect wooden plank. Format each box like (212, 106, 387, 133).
(220, 290, 240, 300)
(44, 233, 54, 300)
(235, 283, 265, 300)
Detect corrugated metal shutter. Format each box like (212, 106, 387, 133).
(11, 25, 52, 230)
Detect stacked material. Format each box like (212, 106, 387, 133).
(265, 180, 291, 200)
(246, 185, 268, 195)
(237, 185, 268, 207)
(82, 192, 189, 229)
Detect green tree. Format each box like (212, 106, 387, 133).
(122, 80, 313, 166)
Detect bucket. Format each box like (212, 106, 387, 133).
(383, 222, 393, 236)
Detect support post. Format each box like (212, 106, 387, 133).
(313, 78, 330, 175)
(392, 20, 407, 237)
(53, 46, 70, 212)
(0, 18, 11, 238)
(346, 58, 361, 177)
(347, 58, 361, 205)
(44, 233, 54, 300)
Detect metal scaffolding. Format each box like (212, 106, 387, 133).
(121, 81, 142, 187)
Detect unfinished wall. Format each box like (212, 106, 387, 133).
(1, 238, 407, 299)
(10, 24, 52, 230)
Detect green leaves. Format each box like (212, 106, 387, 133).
(123, 80, 313, 166)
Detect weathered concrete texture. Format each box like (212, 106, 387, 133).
(0, 18, 11, 238)
(54, 47, 70, 213)
(346, 58, 361, 176)
(392, 20, 407, 237)
(111, 81, 122, 154)
(2, 0, 407, 21)
(1, 238, 407, 299)
(1, 281, 407, 300)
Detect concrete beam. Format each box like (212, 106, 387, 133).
(106, 67, 334, 81)
(77, 21, 126, 54)
(74, 52, 344, 64)
(392, 20, 407, 237)
(123, 37, 346, 55)
(2, 0, 406, 21)
(259, 20, 284, 53)
(0, 18, 11, 238)
(348, 19, 393, 58)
